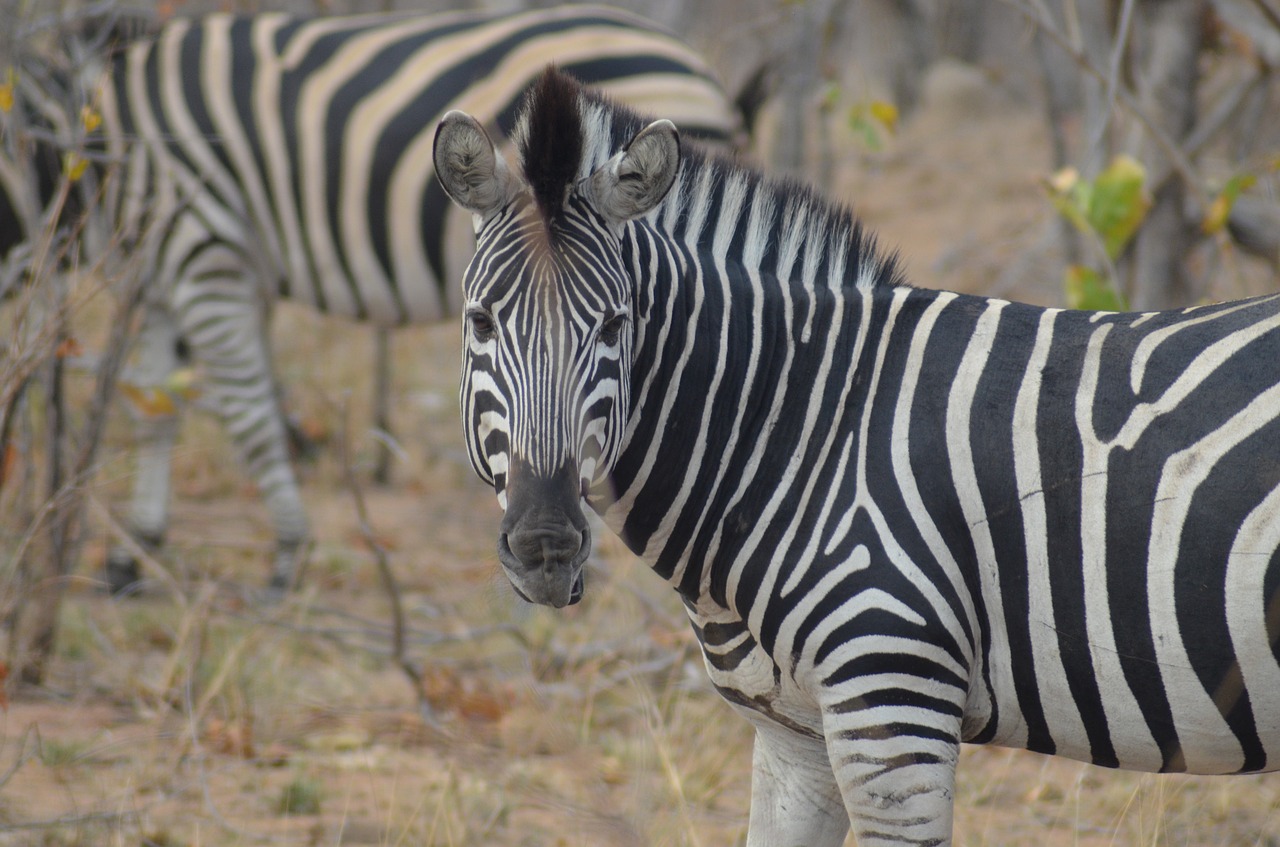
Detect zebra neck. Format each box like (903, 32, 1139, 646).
(599, 212, 911, 610)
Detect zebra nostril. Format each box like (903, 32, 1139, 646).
(508, 525, 583, 569)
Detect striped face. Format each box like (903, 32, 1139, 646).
(459, 199, 634, 606)
(434, 99, 679, 607)
(462, 197, 634, 501)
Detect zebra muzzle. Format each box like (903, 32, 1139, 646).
(497, 521, 590, 608)
(497, 460, 592, 608)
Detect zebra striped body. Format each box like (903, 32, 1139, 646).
(68, 7, 740, 591)
(436, 69, 1280, 845)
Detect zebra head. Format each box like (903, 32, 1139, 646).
(433, 71, 680, 608)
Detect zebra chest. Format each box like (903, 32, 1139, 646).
(686, 606, 823, 740)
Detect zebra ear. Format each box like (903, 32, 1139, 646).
(434, 111, 519, 222)
(587, 119, 680, 225)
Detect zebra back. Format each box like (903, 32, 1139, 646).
(89, 6, 742, 326)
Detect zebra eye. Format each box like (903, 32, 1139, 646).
(599, 313, 628, 346)
(467, 309, 497, 342)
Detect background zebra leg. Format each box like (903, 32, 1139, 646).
(106, 306, 182, 594)
(744, 720, 849, 847)
(174, 278, 309, 594)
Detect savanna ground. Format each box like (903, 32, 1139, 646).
(2, 61, 1279, 846)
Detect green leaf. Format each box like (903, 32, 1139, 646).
(1087, 155, 1150, 259)
(1064, 265, 1128, 312)
(1044, 158, 1150, 259)
(848, 113, 883, 151)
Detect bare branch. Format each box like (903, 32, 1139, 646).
(998, 0, 1210, 207)
(333, 392, 436, 723)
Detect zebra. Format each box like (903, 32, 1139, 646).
(5, 5, 743, 593)
(433, 67, 1280, 846)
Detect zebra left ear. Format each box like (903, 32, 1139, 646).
(434, 111, 519, 223)
(587, 119, 680, 226)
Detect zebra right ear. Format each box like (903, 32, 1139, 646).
(587, 119, 680, 226)
(434, 111, 519, 223)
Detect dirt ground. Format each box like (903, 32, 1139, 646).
(2, 60, 1278, 847)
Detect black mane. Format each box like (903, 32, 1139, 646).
(514, 66, 903, 292)
(518, 67, 585, 223)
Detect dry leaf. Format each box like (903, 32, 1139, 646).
(55, 337, 83, 359)
(205, 716, 255, 758)
(0, 443, 16, 488)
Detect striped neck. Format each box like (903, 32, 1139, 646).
(592, 127, 904, 607)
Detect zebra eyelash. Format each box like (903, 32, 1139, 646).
(599, 312, 629, 346)
(465, 307, 497, 342)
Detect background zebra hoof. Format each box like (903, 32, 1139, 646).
(104, 553, 143, 597)
(104, 531, 164, 597)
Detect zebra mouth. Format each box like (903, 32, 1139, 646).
(496, 527, 589, 608)
(505, 565, 585, 608)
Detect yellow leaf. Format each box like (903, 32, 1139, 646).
(869, 100, 899, 133)
(80, 105, 101, 133)
(119, 383, 177, 417)
(0, 68, 14, 114)
(1201, 173, 1256, 235)
(62, 151, 88, 182)
(1202, 194, 1231, 235)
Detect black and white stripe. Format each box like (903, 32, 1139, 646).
(15, 6, 742, 592)
(436, 68, 1280, 846)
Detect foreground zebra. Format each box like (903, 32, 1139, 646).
(434, 68, 1280, 845)
(46, 6, 741, 592)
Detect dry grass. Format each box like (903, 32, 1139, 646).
(1, 292, 1275, 847)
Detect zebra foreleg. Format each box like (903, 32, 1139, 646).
(174, 274, 309, 594)
(823, 717, 962, 847)
(106, 306, 182, 594)
(744, 720, 849, 847)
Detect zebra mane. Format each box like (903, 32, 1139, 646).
(514, 67, 587, 224)
(514, 67, 903, 291)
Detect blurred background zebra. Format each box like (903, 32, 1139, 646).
(1, 4, 747, 594)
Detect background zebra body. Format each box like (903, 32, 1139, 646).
(436, 69, 1280, 846)
(67, 6, 742, 591)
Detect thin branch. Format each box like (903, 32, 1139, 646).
(333, 393, 434, 721)
(181, 676, 280, 844)
(1092, 0, 1137, 155)
(998, 0, 1211, 207)
(1182, 67, 1268, 159)
(0, 724, 41, 792)
(0, 809, 141, 833)
(86, 494, 186, 602)
(1248, 0, 1280, 32)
